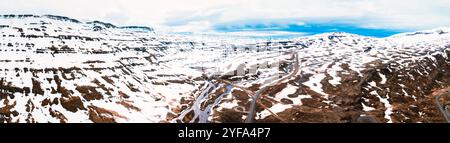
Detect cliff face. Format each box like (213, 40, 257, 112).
(0, 15, 198, 123)
(360, 50, 449, 123)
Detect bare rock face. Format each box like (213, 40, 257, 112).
(60, 96, 85, 113)
(88, 105, 128, 123)
(1, 15, 450, 123)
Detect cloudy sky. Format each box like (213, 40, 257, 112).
(2, 0, 450, 37)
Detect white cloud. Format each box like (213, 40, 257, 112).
(1, 0, 450, 32)
(171, 21, 214, 32)
(294, 22, 306, 26)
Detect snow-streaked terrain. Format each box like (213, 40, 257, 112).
(0, 15, 449, 123)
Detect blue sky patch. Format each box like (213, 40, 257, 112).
(215, 23, 406, 38)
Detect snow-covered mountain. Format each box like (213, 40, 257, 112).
(0, 15, 449, 123)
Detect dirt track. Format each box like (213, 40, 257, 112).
(246, 52, 299, 123)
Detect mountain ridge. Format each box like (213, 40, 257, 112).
(0, 14, 154, 32)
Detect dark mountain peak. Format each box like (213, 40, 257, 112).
(120, 26, 154, 32)
(1, 14, 40, 19)
(86, 20, 117, 28)
(43, 15, 81, 23)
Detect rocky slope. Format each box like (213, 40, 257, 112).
(0, 15, 449, 123)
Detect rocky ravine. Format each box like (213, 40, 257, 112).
(0, 15, 449, 123)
